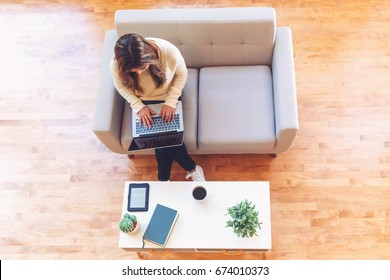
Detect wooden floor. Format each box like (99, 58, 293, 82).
(0, 0, 389, 260)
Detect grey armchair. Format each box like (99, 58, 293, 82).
(93, 7, 299, 155)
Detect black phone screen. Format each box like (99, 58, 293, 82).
(127, 183, 149, 211)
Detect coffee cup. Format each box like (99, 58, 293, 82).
(192, 185, 207, 202)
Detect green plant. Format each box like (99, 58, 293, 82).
(225, 199, 262, 238)
(119, 213, 137, 233)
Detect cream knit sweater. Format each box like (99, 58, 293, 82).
(110, 38, 188, 113)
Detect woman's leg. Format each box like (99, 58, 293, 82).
(155, 148, 174, 181)
(167, 144, 196, 172)
(156, 144, 205, 181)
(169, 144, 205, 181)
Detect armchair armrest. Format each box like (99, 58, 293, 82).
(272, 27, 299, 154)
(93, 30, 127, 154)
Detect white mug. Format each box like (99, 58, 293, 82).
(192, 185, 207, 203)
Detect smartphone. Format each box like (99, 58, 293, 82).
(127, 183, 149, 212)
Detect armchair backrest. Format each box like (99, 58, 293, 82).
(115, 7, 276, 68)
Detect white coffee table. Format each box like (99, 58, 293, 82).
(119, 181, 271, 254)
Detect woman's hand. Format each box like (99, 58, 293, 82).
(161, 105, 175, 123)
(137, 106, 157, 128)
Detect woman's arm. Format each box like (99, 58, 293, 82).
(163, 48, 188, 109)
(109, 59, 145, 113)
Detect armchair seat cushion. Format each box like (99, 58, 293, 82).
(198, 66, 276, 153)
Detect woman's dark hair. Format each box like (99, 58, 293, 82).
(114, 33, 166, 94)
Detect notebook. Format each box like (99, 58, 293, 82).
(128, 101, 184, 152)
(143, 204, 179, 247)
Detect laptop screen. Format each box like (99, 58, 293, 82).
(128, 132, 184, 151)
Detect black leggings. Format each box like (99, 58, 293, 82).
(155, 144, 196, 181)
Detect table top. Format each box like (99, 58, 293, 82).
(119, 181, 271, 250)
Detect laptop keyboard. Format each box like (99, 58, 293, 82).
(135, 114, 180, 135)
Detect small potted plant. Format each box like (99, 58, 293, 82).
(119, 213, 139, 235)
(225, 199, 262, 238)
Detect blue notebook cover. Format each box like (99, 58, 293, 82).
(143, 204, 179, 247)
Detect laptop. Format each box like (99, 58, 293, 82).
(128, 101, 184, 151)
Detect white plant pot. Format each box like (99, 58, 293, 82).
(126, 221, 140, 235)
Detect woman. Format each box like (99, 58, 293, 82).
(110, 33, 205, 181)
